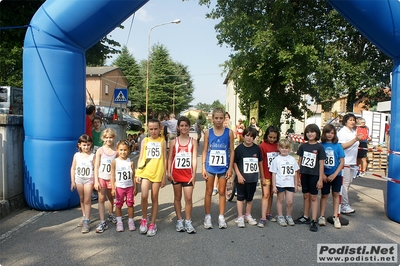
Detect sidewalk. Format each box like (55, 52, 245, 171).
(1, 137, 399, 265)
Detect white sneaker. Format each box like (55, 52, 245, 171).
(236, 216, 245, 228)
(184, 220, 196, 234)
(318, 216, 326, 226)
(244, 214, 257, 226)
(218, 216, 227, 229)
(204, 216, 213, 229)
(333, 216, 341, 229)
(341, 204, 355, 214)
(176, 219, 185, 232)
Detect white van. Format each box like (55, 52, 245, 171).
(0, 86, 23, 114)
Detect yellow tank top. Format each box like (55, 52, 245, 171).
(136, 136, 165, 182)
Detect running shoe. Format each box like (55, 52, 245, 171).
(81, 220, 90, 234)
(139, 218, 148, 234)
(107, 213, 117, 224)
(310, 220, 318, 232)
(277, 216, 287, 227)
(236, 216, 245, 228)
(218, 216, 227, 229)
(294, 214, 311, 224)
(286, 216, 295, 226)
(341, 204, 355, 214)
(176, 219, 185, 232)
(318, 216, 326, 226)
(244, 214, 257, 226)
(147, 223, 157, 237)
(333, 216, 341, 229)
(77, 216, 85, 227)
(116, 222, 124, 232)
(184, 220, 196, 234)
(204, 216, 213, 229)
(266, 214, 277, 222)
(95, 221, 108, 233)
(212, 188, 218, 196)
(257, 219, 267, 228)
(128, 220, 136, 231)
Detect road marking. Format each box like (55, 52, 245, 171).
(0, 211, 47, 242)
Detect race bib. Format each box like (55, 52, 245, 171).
(175, 152, 191, 169)
(301, 151, 316, 168)
(99, 163, 111, 174)
(76, 166, 92, 178)
(325, 150, 335, 167)
(279, 163, 295, 176)
(209, 150, 227, 166)
(243, 157, 259, 174)
(146, 142, 161, 158)
(117, 170, 132, 181)
(267, 152, 279, 167)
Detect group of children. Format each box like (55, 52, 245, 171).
(71, 107, 348, 236)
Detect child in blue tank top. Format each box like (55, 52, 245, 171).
(202, 108, 234, 229)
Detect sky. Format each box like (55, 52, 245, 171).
(106, 0, 232, 106)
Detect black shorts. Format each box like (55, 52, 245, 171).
(171, 180, 193, 187)
(236, 182, 257, 202)
(357, 142, 368, 158)
(277, 187, 295, 193)
(321, 175, 342, 195)
(301, 174, 319, 195)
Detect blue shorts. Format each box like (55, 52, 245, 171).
(236, 182, 257, 202)
(277, 187, 295, 193)
(301, 174, 319, 195)
(321, 175, 342, 195)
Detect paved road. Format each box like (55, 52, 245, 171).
(1, 135, 399, 265)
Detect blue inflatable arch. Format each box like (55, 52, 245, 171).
(24, 0, 399, 223)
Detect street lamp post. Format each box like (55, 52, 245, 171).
(173, 82, 187, 115)
(145, 19, 181, 128)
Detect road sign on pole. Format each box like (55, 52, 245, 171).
(114, 88, 128, 103)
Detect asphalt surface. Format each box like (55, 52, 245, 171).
(1, 133, 399, 266)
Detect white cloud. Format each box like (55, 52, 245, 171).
(135, 8, 152, 22)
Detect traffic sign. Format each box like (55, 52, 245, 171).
(114, 88, 128, 103)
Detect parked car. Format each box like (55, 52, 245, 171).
(122, 113, 142, 131)
(190, 126, 196, 132)
(101, 107, 142, 131)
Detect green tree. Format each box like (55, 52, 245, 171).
(210, 100, 225, 111)
(113, 46, 144, 112)
(0, 0, 121, 86)
(194, 102, 212, 112)
(147, 43, 194, 117)
(197, 0, 392, 125)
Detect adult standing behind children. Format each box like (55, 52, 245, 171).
(162, 113, 178, 145)
(168, 116, 198, 234)
(295, 124, 326, 232)
(196, 115, 203, 145)
(233, 127, 264, 228)
(86, 105, 95, 137)
(337, 113, 363, 214)
(92, 116, 103, 154)
(136, 119, 168, 237)
(202, 108, 235, 229)
(356, 118, 370, 177)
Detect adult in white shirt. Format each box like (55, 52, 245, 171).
(162, 114, 178, 147)
(337, 113, 363, 214)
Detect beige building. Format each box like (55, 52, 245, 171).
(86, 67, 129, 109)
(223, 71, 246, 128)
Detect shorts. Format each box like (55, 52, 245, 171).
(321, 175, 342, 195)
(300, 174, 319, 195)
(99, 178, 112, 189)
(264, 179, 271, 185)
(168, 133, 177, 140)
(206, 172, 227, 179)
(357, 142, 368, 158)
(277, 187, 295, 193)
(171, 180, 193, 187)
(114, 186, 134, 208)
(236, 182, 257, 201)
(75, 176, 94, 185)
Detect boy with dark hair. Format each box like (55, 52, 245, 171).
(233, 127, 264, 228)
